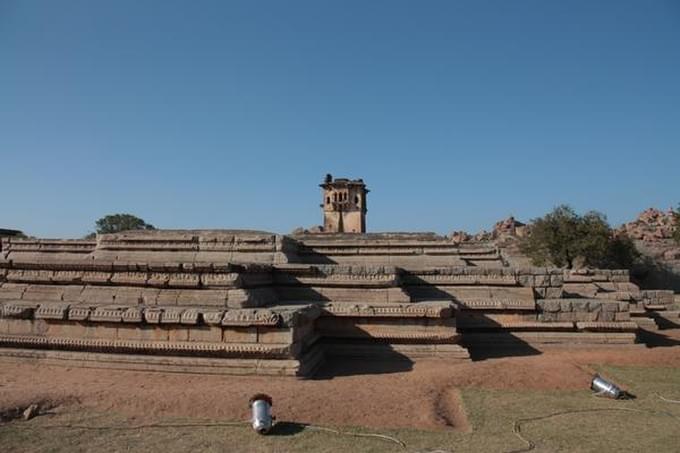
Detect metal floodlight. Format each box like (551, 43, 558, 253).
(249, 393, 274, 434)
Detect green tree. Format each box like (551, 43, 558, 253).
(519, 205, 639, 269)
(93, 214, 155, 235)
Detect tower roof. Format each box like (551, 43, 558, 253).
(320, 175, 368, 191)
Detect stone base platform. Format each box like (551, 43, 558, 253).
(321, 339, 470, 361)
(462, 331, 638, 350)
(0, 346, 325, 376)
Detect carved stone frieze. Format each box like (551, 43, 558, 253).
(222, 309, 280, 326)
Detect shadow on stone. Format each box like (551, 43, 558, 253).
(312, 352, 414, 380)
(638, 329, 680, 348)
(461, 332, 543, 361)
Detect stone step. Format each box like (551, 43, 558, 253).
(462, 331, 637, 346)
(0, 347, 315, 376)
(632, 317, 659, 331)
(651, 312, 680, 330)
(321, 339, 470, 361)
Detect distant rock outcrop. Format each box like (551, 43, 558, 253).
(449, 216, 526, 244)
(617, 208, 680, 291)
(617, 208, 677, 242)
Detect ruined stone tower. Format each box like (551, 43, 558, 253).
(320, 174, 368, 233)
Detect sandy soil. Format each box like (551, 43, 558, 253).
(1, 344, 680, 432)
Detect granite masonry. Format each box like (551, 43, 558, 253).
(0, 178, 665, 377)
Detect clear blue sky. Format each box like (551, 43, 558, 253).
(1, 1, 678, 238)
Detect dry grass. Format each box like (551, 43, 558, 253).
(1, 364, 680, 452)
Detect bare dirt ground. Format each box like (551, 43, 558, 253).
(2, 343, 680, 432)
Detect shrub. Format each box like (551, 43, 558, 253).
(93, 214, 155, 235)
(520, 205, 639, 269)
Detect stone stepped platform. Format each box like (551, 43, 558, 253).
(0, 230, 660, 376)
(0, 300, 323, 376)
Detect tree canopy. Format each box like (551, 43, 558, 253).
(519, 205, 639, 269)
(93, 214, 155, 235)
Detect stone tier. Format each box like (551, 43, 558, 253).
(0, 230, 662, 375)
(2, 231, 298, 266)
(0, 302, 322, 376)
(292, 233, 503, 267)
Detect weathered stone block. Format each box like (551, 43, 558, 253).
(147, 272, 170, 287)
(176, 289, 227, 307)
(534, 275, 550, 287)
(45, 321, 87, 338)
(90, 307, 123, 323)
(135, 325, 169, 342)
(200, 273, 240, 288)
(121, 307, 143, 323)
(542, 300, 561, 313)
(2, 303, 36, 319)
(517, 275, 534, 286)
(587, 300, 602, 312)
(68, 306, 91, 321)
(117, 324, 144, 340)
(545, 288, 563, 299)
(87, 323, 118, 339)
(257, 327, 292, 344)
(573, 312, 598, 322)
(22, 285, 64, 301)
(51, 271, 83, 284)
(533, 287, 547, 298)
(0, 319, 10, 334)
(144, 308, 163, 324)
(556, 312, 575, 322)
(188, 326, 222, 342)
(161, 307, 184, 324)
(538, 312, 558, 322)
(222, 327, 257, 343)
(167, 273, 200, 288)
(81, 271, 112, 284)
(549, 274, 564, 286)
(602, 302, 618, 312)
(202, 310, 225, 325)
(7, 319, 34, 335)
(222, 309, 279, 326)
(598, 311, 615, 322)
(570, 300, 589, 312)
(615, 312, 631, 321)
(35, 304, 69, 320)
(156, 289, 181, 305)
(168, 327, 190, 342)
(111, 272, 148, 286)
(559, 300, 572, 312)
(140, 288, 160, 305)
(180, 309, 199, 324)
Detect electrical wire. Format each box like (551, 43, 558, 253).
(6, 419, 407, 449)
(305, 424, 406, 449)
(8, 392, 680, 452)
(657, 393, 680, 404)
(506, 405, 680, 453)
